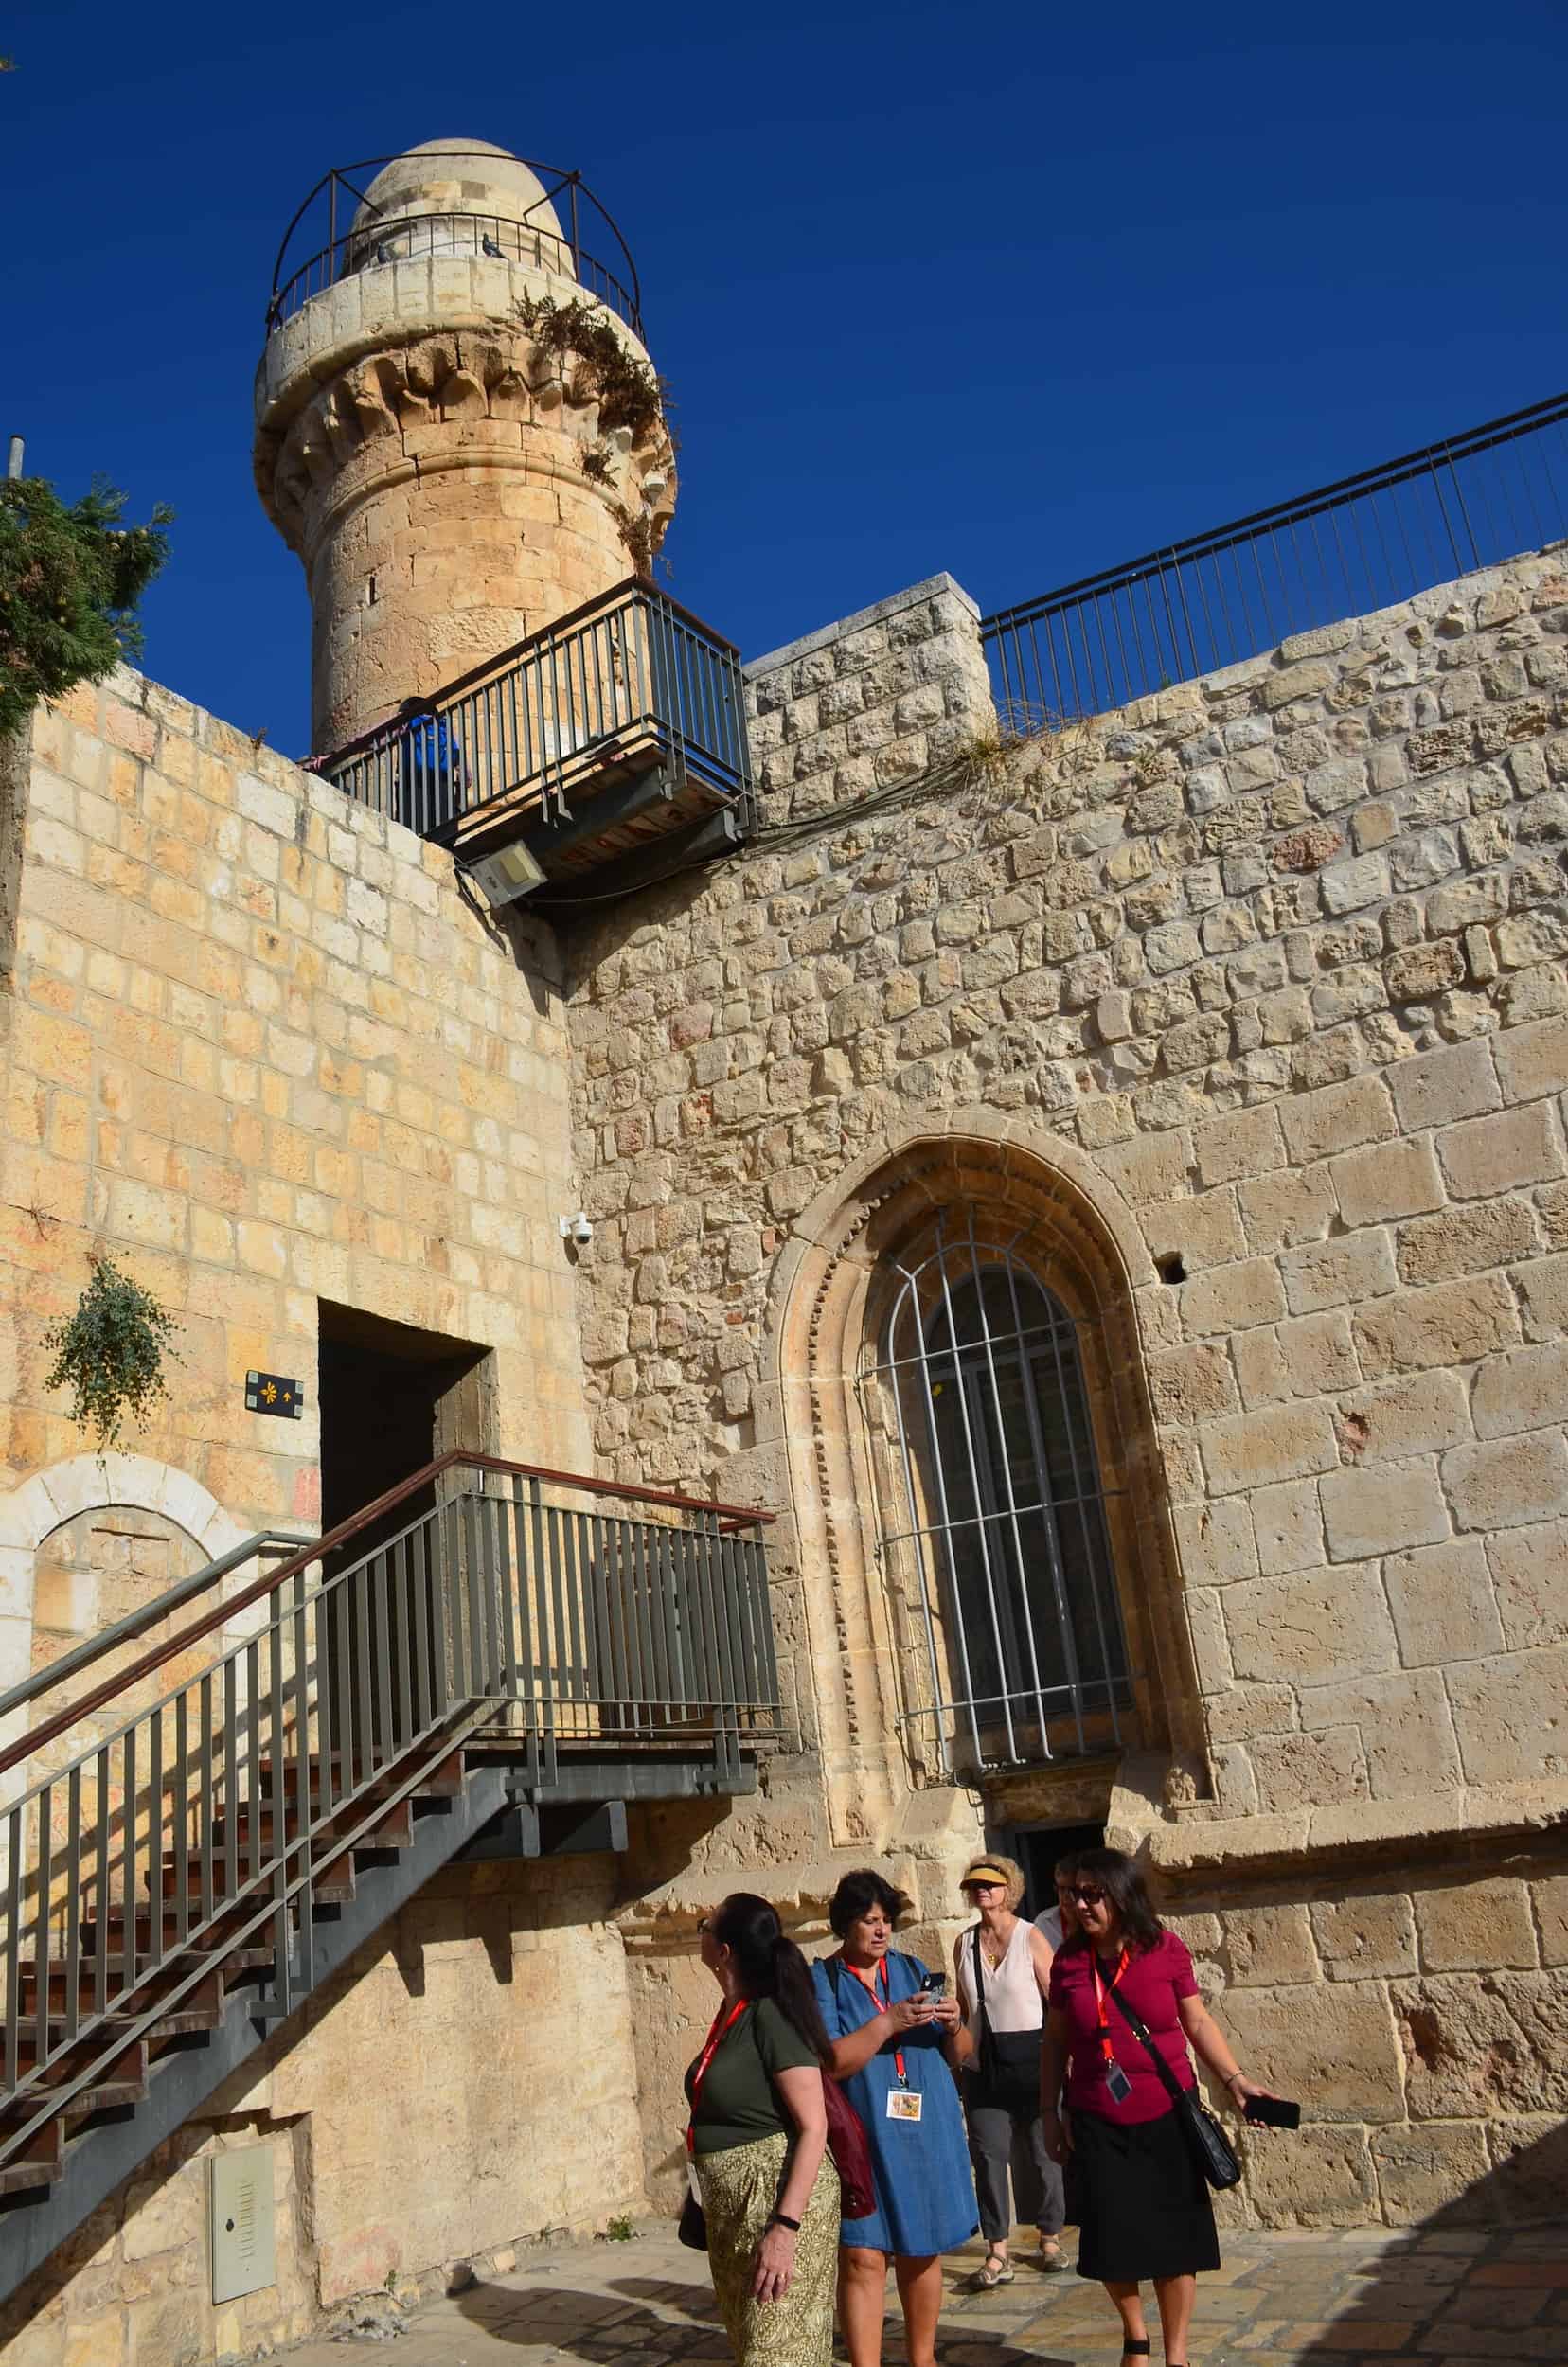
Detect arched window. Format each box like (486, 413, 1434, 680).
(864, 1216, 1131, 1777)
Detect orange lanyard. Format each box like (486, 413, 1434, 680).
(686, 1999, 748, 2153)
(850, 1957, 908, 2086)
(1091, 1949, 1129, 2069)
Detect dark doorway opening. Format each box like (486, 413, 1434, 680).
(317, 1299, 495, 1554)
(316, 1301, 496, 1753)
(993, 1818, 1106, 1924)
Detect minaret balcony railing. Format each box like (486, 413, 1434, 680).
(265, 158, 644, 337)
(310, 578, 757, 901)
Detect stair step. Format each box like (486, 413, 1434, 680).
(0, 2116, 63, 2198)
(77, 1902, 272, 1958)
(251, 1748, 466, 1803)
(209, 1796, 416, 1852)
(0, 2038, 151, 2121)
(14, 1967, 226, 2033)
(151, 1858, 355, 1906)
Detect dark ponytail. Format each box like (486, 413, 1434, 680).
(711, 1892, 833, 2065)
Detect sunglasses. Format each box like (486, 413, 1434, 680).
(1066, 1884, 1108, 1906)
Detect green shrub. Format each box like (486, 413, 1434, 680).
(0, 475, 171, 739)
(43, 1255, 181, 1447)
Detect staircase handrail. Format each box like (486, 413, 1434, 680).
(0, 1451, 774, 1778)
(0, 1532, 310, 1734)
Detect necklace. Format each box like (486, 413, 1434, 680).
(979, 1915, 1014, 1969)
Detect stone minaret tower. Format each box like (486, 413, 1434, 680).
(254, 139, 676, 753)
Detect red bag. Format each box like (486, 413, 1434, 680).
(823, 2073, 876, 2219)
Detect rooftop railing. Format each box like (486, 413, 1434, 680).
(265, 156, 644, 337)
(981, 388, 1568, 728)
(314, 578, 757, 861)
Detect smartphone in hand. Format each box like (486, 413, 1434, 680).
(919, 1972, 946, 1996)
(1243, 2095, 1300, 2129)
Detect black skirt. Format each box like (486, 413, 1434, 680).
(1071, 2106, 1221, 2284)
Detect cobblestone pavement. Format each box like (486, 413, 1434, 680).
(267, 2220, 1567, 2367)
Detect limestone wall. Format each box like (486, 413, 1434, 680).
(3, 665, 588, 1530)
(0, 673, 635, 2362)
(568, 544, 1568, 2222)
(0, 1852, 645, 2367)
(569, 545, 1568, 1813)
(745, 572, 997, 825)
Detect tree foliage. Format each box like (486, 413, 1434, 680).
(43, 1255, 181, 1448)
(0, 475, 172, 738)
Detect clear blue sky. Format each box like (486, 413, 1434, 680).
(6, 1, 1566, 757)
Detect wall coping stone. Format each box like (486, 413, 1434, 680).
(744, 572, 982, 680)
(1146, 1774, 1568, 1885)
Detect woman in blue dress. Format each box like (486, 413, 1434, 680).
(812, 1871, 978, 2367)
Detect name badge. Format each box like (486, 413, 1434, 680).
(1104, 2061, 1132, 2104)
(886, 2090, 923, 2123)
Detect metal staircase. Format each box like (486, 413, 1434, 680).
(0, 1451, 777, 2302)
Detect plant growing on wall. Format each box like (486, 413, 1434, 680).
(42, 1255, 181, 1448)
(0, 475, 172, 739)
(512, 295, 672, 446)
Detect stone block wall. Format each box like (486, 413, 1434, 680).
(744, 573, 997, 825)
(0, 673, 636, 2361)
(567, 548, 1568, 2222)
(1159, 1860, 1568, 2229)
(569, 550, 1568, 1813)
(2, 663, 589, 1547)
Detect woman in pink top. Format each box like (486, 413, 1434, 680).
(1041, 1850, 1274, 2367)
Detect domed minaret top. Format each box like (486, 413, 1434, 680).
(254, 139, 676, 753)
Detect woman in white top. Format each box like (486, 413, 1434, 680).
(950, 1854, 1064, 2286)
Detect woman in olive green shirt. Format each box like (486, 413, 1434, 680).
(686, 1894, 841, 2367)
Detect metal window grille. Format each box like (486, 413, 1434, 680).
(862, 1217, 1131, 1779)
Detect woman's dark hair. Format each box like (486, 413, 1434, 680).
(828, 1868, 915, 1941)
(712, 1893, 833, 2064)
(1067, 1846, 1164, 1953)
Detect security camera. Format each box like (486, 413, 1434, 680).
(559, 1212, 594, 1247)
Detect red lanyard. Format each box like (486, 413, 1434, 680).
(1091, 1949, 1129, 2069)
(686, 1999, 748, 2153)
(849, 1957, 907, 2086)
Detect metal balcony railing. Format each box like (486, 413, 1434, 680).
(982, 387, 1568, 728)
(266, 156, 643, 336)
(0, 1453, 777, 2180)
(314, 578, 757, 859)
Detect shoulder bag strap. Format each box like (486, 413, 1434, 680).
(971, 1925, 992, 2052)
(1106, 1981, 1186, 2106)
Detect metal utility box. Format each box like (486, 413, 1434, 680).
(210, 2145, 276, 2304)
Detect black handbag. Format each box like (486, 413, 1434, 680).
(970, 1928, 1043, 2115)
(1106, 1986, 1242, 2191)
(677, 2186, 708, 2251)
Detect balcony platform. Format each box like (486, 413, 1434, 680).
(316, 578, 756, 907)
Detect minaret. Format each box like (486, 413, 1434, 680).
(254, 139, 676, 753)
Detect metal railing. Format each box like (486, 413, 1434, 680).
(0, 1531, 306, 1746)
(982, 388, 1568, 728)
(316, 578, 756, 849)
(0, 1453, 776, 2174)
(266, 156, 643, 336)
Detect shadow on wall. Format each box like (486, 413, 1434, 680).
(0, 1861, 622, 2352)
(1296, 2119, 1568, 2364)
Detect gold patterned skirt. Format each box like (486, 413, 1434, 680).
(695, 2129, 839, 2367)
